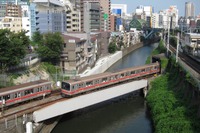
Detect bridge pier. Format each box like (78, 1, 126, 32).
(143, 87, 148, 97)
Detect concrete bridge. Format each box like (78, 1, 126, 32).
(33, 79, 148, 123)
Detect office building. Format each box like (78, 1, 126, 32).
(185, 2, 195, 18)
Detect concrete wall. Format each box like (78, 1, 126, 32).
(80, 51, 122, 77)
(122, 42, 143, 57)
(80, 42, 143, 77)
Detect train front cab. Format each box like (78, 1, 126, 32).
(61, 82, 71, 97)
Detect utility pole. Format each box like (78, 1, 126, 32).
(176, 33, 179, 63)
(167, 22, 170, 57)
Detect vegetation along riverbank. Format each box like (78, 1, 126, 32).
(146, 40, 200, 133)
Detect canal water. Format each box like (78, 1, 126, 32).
(52, 43, 158, 133)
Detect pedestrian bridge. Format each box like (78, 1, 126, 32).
(33, 79, 148, 123)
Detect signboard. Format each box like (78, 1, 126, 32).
(68, 39, 75, 43)
(104, 14, 108, 20)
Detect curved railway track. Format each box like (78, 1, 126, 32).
(169, 45, 200, 74)
(0, 90, 66, 123)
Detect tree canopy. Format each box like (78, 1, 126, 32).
(108, 42, 117, 54)
(0, 29, 30, 71)
(36, 32, 64, 65)
(32, 31, 43, 45)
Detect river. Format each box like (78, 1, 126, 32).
(52, 43, 158, 133)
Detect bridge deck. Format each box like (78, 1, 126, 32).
(33, 80, 148, 123)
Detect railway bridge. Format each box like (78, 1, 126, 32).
(33, 79, 148, 123)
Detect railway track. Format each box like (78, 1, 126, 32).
(0, 90, 66, 123)
(169, 45, 200, 74)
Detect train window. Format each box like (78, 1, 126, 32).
(136, 70, 140, 73)
(72, 86, 75, 90)
(62, 82, 71, 91)
(3, 95, 10, 101)
(18, 92, 21, 97)
(146, 68, 150, 71)
(25, 90, 28, 95)
(121, 73, 124, 77)
(37, 88, 40, 92)
(110, 76, 114, 80)
(131, 71, 135, 74)
(86, 81, 93, 86)
(0, 96, 2, 101)
(40, 87, 42, 91)
(102, 77, 107, 82)
(79, 84, 82, 88)
(141, 69, 145, 72)
(115, 75, 118, 79)
(95, 80, 99, 84)
(30, 89, 33, 94)
(126, 72, 129, 76)
(15, 93, 18, 98)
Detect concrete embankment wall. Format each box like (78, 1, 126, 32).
(122, 42, 143, 57)
(80, 42, 143, 77)
(80, 51, 122, 77)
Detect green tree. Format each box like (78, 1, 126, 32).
(32, 31, 43, 45)
(0, 29, 30, 71)
(108, 42, 117, 53)
(170, 36, 177, 47)
(36, 32, 64, 65)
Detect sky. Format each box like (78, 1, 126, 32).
(111, 0, 200, 17)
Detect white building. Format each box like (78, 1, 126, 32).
(143, 6, 153, 17)
(184, 33, 200, 57)
(152, 13, 159, 28)
(21, 5, 31, 37)
(158, 6, 178, 29)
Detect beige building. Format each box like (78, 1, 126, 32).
(61, 34, 87, 74)
(64, 0, 80, 32)
(60, 31, 109, 74)
(1, 16, 22, 33)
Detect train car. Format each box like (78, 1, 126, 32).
(0, 80, 52, 107)
(61, 62, 160, 97)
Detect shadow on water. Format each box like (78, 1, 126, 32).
(52, 91, 153, 133)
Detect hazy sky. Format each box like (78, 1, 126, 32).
(111, 0, 200, 16)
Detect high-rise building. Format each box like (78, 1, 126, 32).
(83, 1, 101, 32)
(60, 0, 81, 32)
(78, 0, 110, 31)
(185, 2, 195, 18)
(99, 0, 111, 31)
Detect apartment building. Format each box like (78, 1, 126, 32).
(83, 1, 101, 32)
(61, 34, 87, 74)
(6, 4, 22, 17)
(1, 16, 22, 33)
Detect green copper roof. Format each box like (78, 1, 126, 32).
(129, 18, 146, 30)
